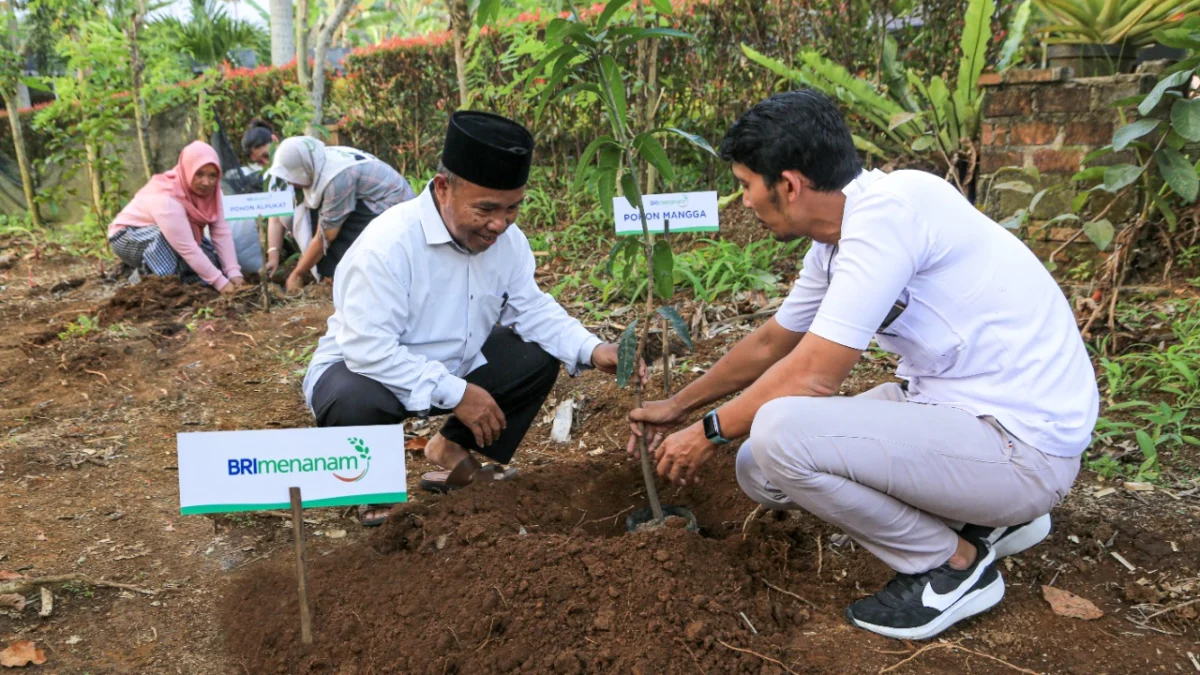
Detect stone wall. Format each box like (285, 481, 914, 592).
(977, 67, 1159, 233)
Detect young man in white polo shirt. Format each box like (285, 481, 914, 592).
(627, 90, 1099, 640)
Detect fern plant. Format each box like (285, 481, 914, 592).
(741, 0, 999, 195)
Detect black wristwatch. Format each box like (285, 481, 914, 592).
(702, 409, 731, 445)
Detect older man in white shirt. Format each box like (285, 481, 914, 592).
(304, 111, 623, 526)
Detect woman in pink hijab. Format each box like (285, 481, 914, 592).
(108, 141, 244, 293)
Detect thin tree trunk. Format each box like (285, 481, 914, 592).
(3, 0, 39, 227)
(445, 0, 470, 108)
(269, 0, 295, 66)
(308, 0, 356, 135)
(2, 93, 41, 227)
(644, 36, 660, 195)
(296, 0, 310, 92)
(15, 80, 29, 108)
(85, 139, 104, 222)
(128, 2, 154, 181)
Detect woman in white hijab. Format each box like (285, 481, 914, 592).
(267, 136, 416, 292)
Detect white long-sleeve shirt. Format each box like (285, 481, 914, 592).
(302, 183, 603, 413)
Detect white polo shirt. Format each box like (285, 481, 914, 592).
(775, 169, 1099, 457)
(303, 183, 602, 413)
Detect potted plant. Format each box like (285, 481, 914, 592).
(1034, 0, 1199, 76)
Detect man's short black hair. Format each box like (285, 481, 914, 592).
(719, 90, 862, 192)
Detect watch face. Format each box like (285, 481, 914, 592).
(703, 412, 719, 440)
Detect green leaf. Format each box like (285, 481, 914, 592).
(852, 134, 887, 157)
(597, 167, 618, 219)
(1071, 191, 1091, 213)
(621, 171, 642, 210)
(1072, 166, 1107, 182)
(912, 135, 936, 152)
(573, 135, 618, 189)
(994, 181, 1034, 194)
(1151, 192, 1178, 230)
(606, 237, 636, 275)
(1138, 69, 1194, 116)
(997, 0, 1032, 71)
(1102, 164, 1144, 192)
(661, 127, 718, 158)
(473, 0, 501, 27)
(651, 0, 672, 13)
(1112, 118, 1159, 151)
(1082, 145, 1114, 164)
(20, 76, 51, 93)
(656, 306, 693, 351)
(652, 239, 674, 299)
(634, 133, 675, 183)
(599, 55, 627, 131)
(1171, 98, 1200, 141)
(1155, 148, 1199, 203)
(596, 0, 632, 29)
(954, 0, 994, 115)
(1083, 219, 1115, 251)
(1043, 259, 1058, 272)
(616, 319, 638, 388)
(888, 111, 919, 130)
(1135, 429, 1158, 461)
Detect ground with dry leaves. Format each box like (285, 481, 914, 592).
(0, 231, 1198, 674)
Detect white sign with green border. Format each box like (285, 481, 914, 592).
(222, 190, 295, 221)
(177, 425, 406, 515)
(613, 190, 719, 235)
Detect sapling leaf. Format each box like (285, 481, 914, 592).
(660, 127, 718, 157)
(596, 0, 632, 29)
(634, 133, 675, 182)
(621, 171, 642, 210)
(616, 320, 638, 388)
(656, 306, 693, 351)
(652, 239, 674, 299)
(651, 0, 672, 14)
(573, 135, 617, 189)
(599, 55, 626, 129)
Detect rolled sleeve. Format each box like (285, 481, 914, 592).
(775, 245, 831, 334)
(807, 192, 923, 350)
(502, 232, 600, 374)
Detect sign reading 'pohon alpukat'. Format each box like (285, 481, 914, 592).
(222, 190, 295, 221)
(613, 191, 719, 235)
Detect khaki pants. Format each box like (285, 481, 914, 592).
(735, 383, 1081, 574)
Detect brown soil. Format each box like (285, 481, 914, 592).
(223, 449, 1200, 675)
(1, 246, 1197, 675)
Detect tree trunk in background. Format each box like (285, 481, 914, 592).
(296, 0, 310, 92)
(308, 0, 355, 135)
(128, 2, 154, 181)
(16, 81, 29, 108)
(270, 0, 295, 66)
(444, 0, 469, 108)
(85, 140, 104, 222)
(2, 93, 42, 227)
(3, 0, 40, 226)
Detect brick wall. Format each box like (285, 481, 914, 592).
(977, 68, 1158, 228)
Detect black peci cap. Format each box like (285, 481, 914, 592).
(441, 111, 534, 190)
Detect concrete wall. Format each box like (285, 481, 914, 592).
(0, 104, 201, 225)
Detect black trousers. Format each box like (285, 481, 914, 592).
(310, 326, 560, 465)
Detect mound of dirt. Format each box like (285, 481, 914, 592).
(222, 453, 1200, 674)
(97, 276, 219, 324)
(222, 455, 860, 675)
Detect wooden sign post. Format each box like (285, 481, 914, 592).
(289, 487, 313, 644)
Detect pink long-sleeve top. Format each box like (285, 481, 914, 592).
(108, 197, 242, 290)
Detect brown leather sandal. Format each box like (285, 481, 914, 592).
(418, 456, 518, 494)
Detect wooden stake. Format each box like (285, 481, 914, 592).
(290, 487, 313, 644)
